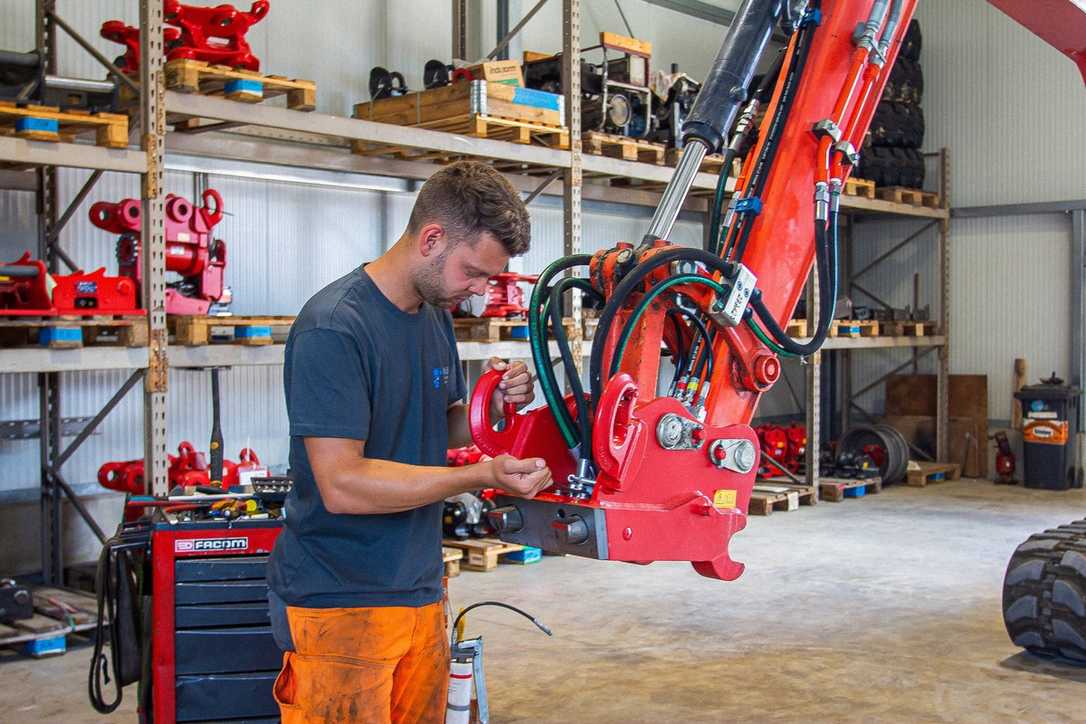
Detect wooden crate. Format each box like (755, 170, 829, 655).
(165, 59, 316, 111)
(748, 483, 816, 516)
(452, 316, 575, 343)
(0, 314, 147, 349)
(355, 81, 562, 128)
(443, 546, 464, 578)
(169, 315, 295, 346)
(876, 186, 941, 209)
(817, 475, 883, 502)
(583, 131, 665, 165)
(442, 538, 525, 572)
(906, 461, 962, 487)
(0, 586, 101, 658)
(829, 319, 880, 338)
(0, 100, 128, 148)
(844, 177, 876, 199)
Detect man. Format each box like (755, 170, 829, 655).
(267, 161, 554, 723)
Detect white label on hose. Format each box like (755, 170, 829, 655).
(722, 264, 756, 326)
(446, 660, 473, 724)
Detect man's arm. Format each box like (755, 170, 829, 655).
(306, 437, 552, 515)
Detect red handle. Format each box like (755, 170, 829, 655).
(200, 189, 224, 227)
(468, 368, 521, 457)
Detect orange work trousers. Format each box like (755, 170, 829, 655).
(273, 602, 449, 723)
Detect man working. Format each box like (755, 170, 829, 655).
(267, 161, 554, 723)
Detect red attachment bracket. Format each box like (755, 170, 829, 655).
(164, 0, 269, 71)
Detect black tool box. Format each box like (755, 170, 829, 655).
(150, 519, 282, 723)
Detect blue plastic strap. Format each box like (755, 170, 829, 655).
(224, 79, 264, 96)
(39, 327, 82, 345)
(511, 87, 562, 111)
(234, 325, 272, 339)
(734, 197, 763, 216)
(16, 117, 60, 134)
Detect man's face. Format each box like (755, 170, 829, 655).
(413, 230, 511, 308)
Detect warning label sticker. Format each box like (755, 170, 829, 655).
(713, 489, 738, 509)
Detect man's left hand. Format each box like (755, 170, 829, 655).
(488, 357, 534, 417)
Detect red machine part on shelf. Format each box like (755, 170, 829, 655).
(0, 251, 142, 316)
(97, 442, 262, 496)
(101, 1, 268, 73)
(482, 272, 539, 318)
(89, 189, 228, 316)
(755, 423, 806, 475)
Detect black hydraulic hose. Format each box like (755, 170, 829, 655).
(451, 601, 552, 647)
(664, 306, 712, 387)
(665, 310, 687, 391)
(548, 277, 597, 453)
(589, 248, 738, 405)
(751, 213, 837, 355)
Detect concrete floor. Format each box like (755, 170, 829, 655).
(3, 479, 1085, 723)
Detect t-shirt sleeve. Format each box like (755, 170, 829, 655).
(443, 313, 467, 406)
(287, 328, 371, 440)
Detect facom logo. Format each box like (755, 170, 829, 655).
(175, 537, 250, 553)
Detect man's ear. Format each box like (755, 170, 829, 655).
(417, 223, 447, 258)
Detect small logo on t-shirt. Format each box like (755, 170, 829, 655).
(432, 366, 450, 389)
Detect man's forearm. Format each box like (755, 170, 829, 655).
(322, 456, 489, 515)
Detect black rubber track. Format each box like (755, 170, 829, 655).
(1003, 520, 1086, 665)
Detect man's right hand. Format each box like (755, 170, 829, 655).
(485, 454, 553, 499)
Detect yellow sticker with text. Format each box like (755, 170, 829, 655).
(713, 489, 737, 509)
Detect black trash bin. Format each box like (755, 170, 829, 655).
(1014, 375, 1082, 490)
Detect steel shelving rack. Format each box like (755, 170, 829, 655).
(3, 0, 949, 582)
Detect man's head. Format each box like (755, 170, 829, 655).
(403, 161, 531, 307)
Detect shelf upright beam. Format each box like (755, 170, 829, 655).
(34, 0, 63, 586)
(935, 148, 951, 461)
(562, 0, 583, 378)
(141, 0, 170, 496)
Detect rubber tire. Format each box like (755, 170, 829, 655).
(901, 19, 922, 61)
(1003, 520, 1086, 665)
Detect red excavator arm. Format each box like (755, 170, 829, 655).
(470, 0, 917, 580)
(988, 0, 1086, 85)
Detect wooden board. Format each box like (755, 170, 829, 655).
(844, 177, 876, 199)
(879, 320, 939, 337)
(829, 319, 880, 338)
(885, 374, 988, 477)
(442, 546, 464, 578)
(442, 538, 525, 571)
(583, 131, 665, 165)
(169, 314, 295, 346)
(816, 476, 883, 502)
(876, 186, 941, 209)
(0, 314, 147, 349)
(599, 31, 653, 57)
(906, 461, 962, 487)
(352, 113, 569, 159)
(354, 81, 563, 128)
(452, 316, 575, 343)
(748, 483, 816, 515)
(665, 147, 729, 174)
(165, 59, 316, 111)
(0, 586, 101, 656)
(0, 100, 128, 149)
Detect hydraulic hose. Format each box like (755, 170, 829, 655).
(548, 277, 595, 453)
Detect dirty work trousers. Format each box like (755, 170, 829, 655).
(273, 602, 449, 723)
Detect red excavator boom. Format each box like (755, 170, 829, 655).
(988, 0, 1086, 84)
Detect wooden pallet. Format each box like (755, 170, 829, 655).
(165, 59, 316, 111)
(785, 319, 807, 337)
(0, 586, 101, 658)
(844, 177, 876, 199)
(665, 147, 730, 174)
(452, 316, 575, 343)
(876, 186, 941, 209)
(817, 475, 883, 502)
(0, 100, 128, 148)
(0, 314, 147, 349)
(879, 320, 938, 337)
(169, 315, 295, 346)
(443, 546, 464, 578)
(442, 538, 526, 572)
(584, 131, 665, 165)
(748, 483, 816, 515)
(829, 319, 880, 338)
(353, 113, 568, 159)
(906, 461, 962, 487)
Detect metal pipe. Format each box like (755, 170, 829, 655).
(0, 49, 41, 67)
(486, 0, 549, 61)
(56, 369, 144, 468)
(47, 11, 140, 94)
(876, 0, 905, 61)
(44, 74, 116, 94)
(644, 138, 708, 242)
(52, 169, 103, 240)
(45, 467, 108, 543)
(0, 265, 42, 278)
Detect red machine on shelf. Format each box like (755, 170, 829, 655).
(470, 0, 920, 581)
(482, 272, 539, 318)
(756, 423, 807, 475)
(0, 251, 141, 316)
(101, 0, 268, 73)
(89, 189, 229, 316)
(98, 442, 263, 496)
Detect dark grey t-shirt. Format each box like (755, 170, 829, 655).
(266, 267, 466, 608)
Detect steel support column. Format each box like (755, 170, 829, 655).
(1071, 209, 1085, 472)
(935, 148, 951, 461)
(141, 0, 169, 495)
(562, 0, 583, 378)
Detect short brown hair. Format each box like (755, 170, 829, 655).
(408, 161, 531, 256)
